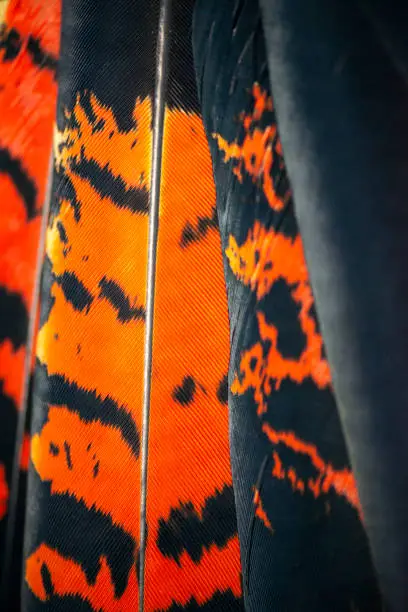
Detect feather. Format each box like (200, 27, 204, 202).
(0, 0, 242, 610)
(0, 0, 59, 606)
(259, 0, 408, 608)
(194, 0, 383, 609)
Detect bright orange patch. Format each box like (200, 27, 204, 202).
(20, 432, 30, 471)
(0, 175, 43, 307)
(253, 487, 273, 532)
(26, 543, 138, 611)
(0, 340, 25, 406)
(0, 174, 27, 247)
(145, 539, 242, 610)
(0, 41, 56, 211)
(54, 94, 152, 195)
(213, 83, 285, 211)
(31, 406, 140, 539)
(228, 221, 330, 414)
(263, 424, 362, 515)
(226, 220, 308, 300)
